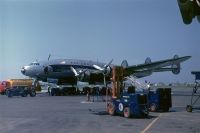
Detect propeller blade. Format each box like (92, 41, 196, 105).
(70, 66, 87, 77)
(79, 69, 87, 75)
(93, 59, 113, 75)
(93, 64, 104, 71)
(70, 66, 79, 76)
(93, 59, 113, 71)
(104, 59, 113, 68)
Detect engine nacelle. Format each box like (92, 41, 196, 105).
(121, 60, 128, 68)
(44, 66, 53, 74)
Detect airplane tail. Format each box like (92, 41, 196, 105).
(121, 60, 128, 68)
(171, 55, 181, 74)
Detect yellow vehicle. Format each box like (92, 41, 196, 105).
(5, 79, 37, 97)
(6, 79, 33, 89)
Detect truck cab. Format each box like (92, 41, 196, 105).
(0, 81, 9, 95)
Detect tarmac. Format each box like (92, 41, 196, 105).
(0, 86, 200, 133)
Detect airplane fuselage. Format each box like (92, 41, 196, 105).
(21, 59, 106, 81)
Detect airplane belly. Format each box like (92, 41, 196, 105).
(47, 72, 74, 78)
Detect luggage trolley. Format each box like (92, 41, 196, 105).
(186, 71, 200, 112)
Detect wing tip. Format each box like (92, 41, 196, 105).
(183, 56, 192, 60)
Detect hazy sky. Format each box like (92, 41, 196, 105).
(0, 0, 199, 83)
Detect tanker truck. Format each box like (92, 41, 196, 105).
(1, 79, 36, 97)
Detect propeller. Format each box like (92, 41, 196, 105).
(44, 66, 53, 75)
(70, 66, 87, 77)
(93, 59, 113, 75)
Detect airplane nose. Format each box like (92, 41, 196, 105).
(21, 66, 26, 75)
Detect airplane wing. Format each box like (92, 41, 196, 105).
(122, 55, 191, 78)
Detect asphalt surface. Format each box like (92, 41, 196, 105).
(0, 87, 200, 133)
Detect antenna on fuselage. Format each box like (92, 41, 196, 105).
(48, 54, 51, 61)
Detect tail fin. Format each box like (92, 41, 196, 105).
(121, 60, 128, 68)
(172, 55, 181, 74)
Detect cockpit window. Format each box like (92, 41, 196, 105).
(30, 62, 40, 65)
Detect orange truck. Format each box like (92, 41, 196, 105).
(0, 79, 33, 95)
(0, 81, 8, 95)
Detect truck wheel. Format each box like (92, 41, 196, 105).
(21, 92, 27, 97)
(142, 107, 149, 118)
(6, 90, 9, 96)
(186, 105, 192, 112)
(124, 107, 131, 118)
(150, 104, 157, 112)
(7, 91, 13, 98)
(30, 90, 36, 97)
(51, 88, 55, 96)
(107, 102, 116, 116)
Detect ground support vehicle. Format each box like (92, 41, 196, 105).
(1, 79, 36, 98)
(148, 88, 172, 112)
(107, 93, 149, 118)
(6, 87, 36, 98)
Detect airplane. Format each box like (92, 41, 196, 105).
(21, 55, 191, 88)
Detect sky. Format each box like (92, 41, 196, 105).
(0, 0, 200, 83)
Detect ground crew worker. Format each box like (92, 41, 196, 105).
(87, 90, 90, 101)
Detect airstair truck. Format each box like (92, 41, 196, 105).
(4, 79, 36, 97)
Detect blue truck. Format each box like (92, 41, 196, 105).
(148, 88, 172, 112)
(107, 92, 149, 118)
(107, 86, 171, 118)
